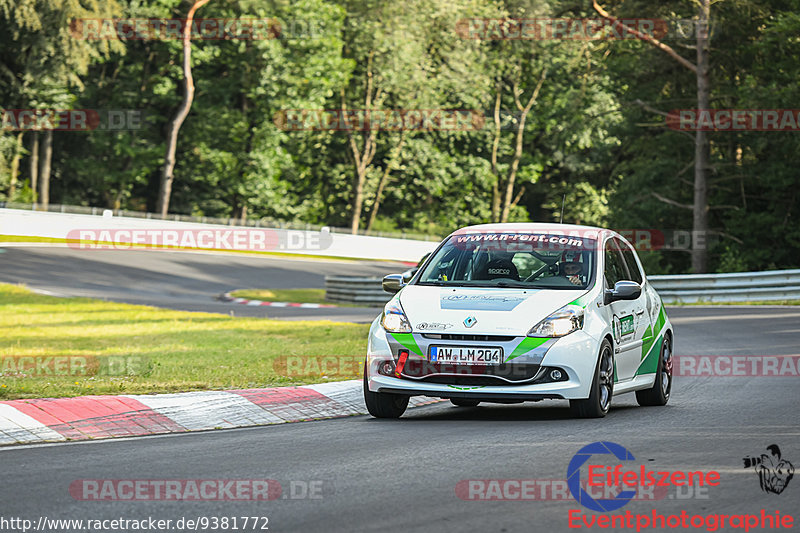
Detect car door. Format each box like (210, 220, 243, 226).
(617, 238, 654, 373)
(603, 238, 644, 382)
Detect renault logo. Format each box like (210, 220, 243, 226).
(464, 316, 477, 328)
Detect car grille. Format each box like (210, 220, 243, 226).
(421, 333, 516, 342)
(400, 360, 540, 384)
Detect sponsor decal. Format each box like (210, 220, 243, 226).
(619, 315, 635, 337)
(743, 445, 794, 495)
(463, 316, 477, 328)
(416, 322, 454, 330)
(441, 292, 528, 311)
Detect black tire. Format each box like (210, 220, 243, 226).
(363, 364, 409, 418)
(570, 339, 614, 418)
(636, 335, 673, 406)
(450, 398, 480, 407)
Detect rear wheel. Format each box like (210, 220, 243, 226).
(636, 335, 673, 406)
(570, 339, 614, 418)
(363, 364, 409, 418)
(450, 398, 480, 407)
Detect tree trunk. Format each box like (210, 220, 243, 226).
(29, 132, 39, 203)
(8, 132, 23, 201)
(500, 72, 546, 223)
(692, 0, 711, 273)
(343, 53, 380, 234)
(39, 130, 52, 209)
(490, 83, 502, 223)
(156, 0, 209, 217)
(592, 0, 711, 272)
(365, 134, 405, 233)
(349, 167, 367, 234)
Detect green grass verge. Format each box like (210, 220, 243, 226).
(0, 283, 368, 400)
(229, 288, 368, 308)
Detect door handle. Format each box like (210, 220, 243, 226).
(635, 309, 645, 316)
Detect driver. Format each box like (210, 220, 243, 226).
(559, 251, 586, 286)
(562, 261, 584, 286)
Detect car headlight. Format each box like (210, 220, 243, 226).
(528, 305, 584, 338)
(381, 298, 412, 333)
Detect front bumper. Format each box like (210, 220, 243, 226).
(366, 318, 599, 401)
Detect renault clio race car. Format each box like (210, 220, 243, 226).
(363, 223, 674, 418)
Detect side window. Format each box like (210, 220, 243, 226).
(604, 239, 629, 289)
(617, 239, 643, 284)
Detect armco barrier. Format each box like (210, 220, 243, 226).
(325, 277, 390, 307)
(325, 269, 800, 305)
(649, 269, 800, 303)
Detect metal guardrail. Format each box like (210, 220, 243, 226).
(326, 269, 800, 306)
(649, 269, 800, 303)
(325, 276, 392, 307)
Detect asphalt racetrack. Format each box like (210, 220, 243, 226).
(0, 246, 402, 322)
(1, 246, 798, 532)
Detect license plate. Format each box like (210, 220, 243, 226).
(429, 346, 503, 364)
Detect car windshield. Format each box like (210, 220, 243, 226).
(416, 232, 596, 290)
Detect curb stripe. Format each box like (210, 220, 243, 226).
(0, 404, 66, 444)
(230, 387, 343, 421)
(6, 396, 184, 440)
(0, 381, 444, 447)
(219, 291, 338, 309)
(126, 391, 285, 431)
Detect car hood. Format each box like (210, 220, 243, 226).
(399, 285, 588, 336)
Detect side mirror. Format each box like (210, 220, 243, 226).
(401, 268, 418, 283)
(382, 274, 405, 294)
(604, 280, 642, 304)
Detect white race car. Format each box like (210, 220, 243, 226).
(363, 223, 673, 418)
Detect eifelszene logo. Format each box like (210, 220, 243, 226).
(743, 444, 794, 494)
(567, 441, 721, 513)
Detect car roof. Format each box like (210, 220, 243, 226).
(450, 222, 614, 238)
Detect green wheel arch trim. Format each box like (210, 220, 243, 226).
(505, 337, 549, 362)
(569, 291, 592, 308)
(635, 304, 668, 375)
(637, 335, 664, 375)
(389, 332, 422, 356)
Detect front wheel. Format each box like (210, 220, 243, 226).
(636, 335, 673, 406)
(570, 339, 614, 418)
(363, 364, 409, 418)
